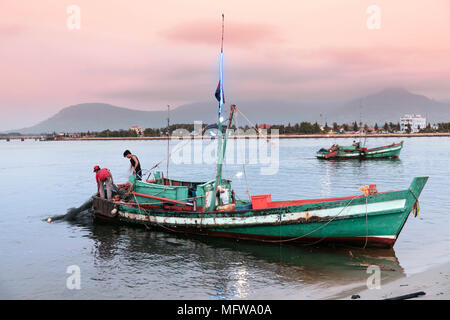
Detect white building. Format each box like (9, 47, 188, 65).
(400, 114, 426, 133)
(130, 125, 144, 136)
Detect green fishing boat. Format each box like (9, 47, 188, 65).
(91, 16, 427, 249)
(93, 173, 427, 248)
(316, 141, 403, 160)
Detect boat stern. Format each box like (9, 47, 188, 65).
(92, 197, 118, 220)
(316, 148, 329, 159)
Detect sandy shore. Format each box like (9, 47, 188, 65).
(347, 262, 450, 300)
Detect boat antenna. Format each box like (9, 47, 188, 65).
(359, 99, 362, 144)
(221, 13, 224, 53)
(166, 104, 170, 178)
(360, 98, 368, 147)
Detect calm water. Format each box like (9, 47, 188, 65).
(0, 137, 449, 299)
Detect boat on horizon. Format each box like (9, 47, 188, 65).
(91, 16, 427, 249)
(316, 141, 403, 160)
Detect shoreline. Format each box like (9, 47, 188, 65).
(343, 261, 450, 300)
(5, 132, 449, 141)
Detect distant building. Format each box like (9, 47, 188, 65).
(400, 114, 426, 133)
(364, 125, 376, 134)
(258, 124, 271, 129)
(130, 125, 143, 136)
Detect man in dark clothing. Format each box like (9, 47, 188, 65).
(123, 150, 142, 180)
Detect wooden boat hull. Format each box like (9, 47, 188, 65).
(317, 141, 403, 160)
(92, 177, 427, 249)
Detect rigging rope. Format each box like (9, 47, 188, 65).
(131, 192, 192, 234)
(234, 107, 369, 191)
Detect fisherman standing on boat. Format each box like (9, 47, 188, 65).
(93, 165, 114, 200)
(123, 150, 142, 180)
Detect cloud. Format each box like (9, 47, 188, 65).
(160, 19, 283, 48)
(92, 42, 450, 107)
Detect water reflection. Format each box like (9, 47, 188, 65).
(78, 216, 405, 299)
(322, 157, 403, 174)
(317, 158, 404, 196)
(3, 138, 447, 299)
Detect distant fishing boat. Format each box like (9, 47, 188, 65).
(316, 141, 403, 160)
(91, 16, 427, 249)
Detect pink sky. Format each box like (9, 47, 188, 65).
(1, 0, 450, 130)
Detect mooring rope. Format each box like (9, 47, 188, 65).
(409, 188, 419, 202)
(408, 187, 421, 217)
(120, 189, 366, 245)
(255, 195, 358, 243)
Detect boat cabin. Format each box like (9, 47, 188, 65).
(128, 171, 239, 211)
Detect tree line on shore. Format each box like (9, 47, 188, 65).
(4, 121, 450, 137)
(55, 121, 450, 137)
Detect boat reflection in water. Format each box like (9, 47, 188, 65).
(81, 216, 405, 299)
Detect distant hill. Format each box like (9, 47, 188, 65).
(12, 103, 170, 134)
(330, 88, 450, 124)
(9, 88, 450, 134)
(10, 101, 332, 134)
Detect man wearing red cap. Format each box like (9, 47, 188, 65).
(93, 166, 114, 200)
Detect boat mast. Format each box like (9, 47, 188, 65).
(221, 105, 236, 167)
(209, 105, 235, 211)
(209, 14, 227, 212)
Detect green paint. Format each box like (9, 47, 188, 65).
(317, 142, 403, 159)
(115, 177, 428, 247)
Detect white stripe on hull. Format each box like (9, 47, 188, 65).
(336, 153, 359, 158)
(367, 146, 401, 155)
(117, 199, 406, 227)
(355, 235, 396, 239)
(338, 146, 400, 157)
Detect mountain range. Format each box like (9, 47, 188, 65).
(9, 88, 450, 134)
